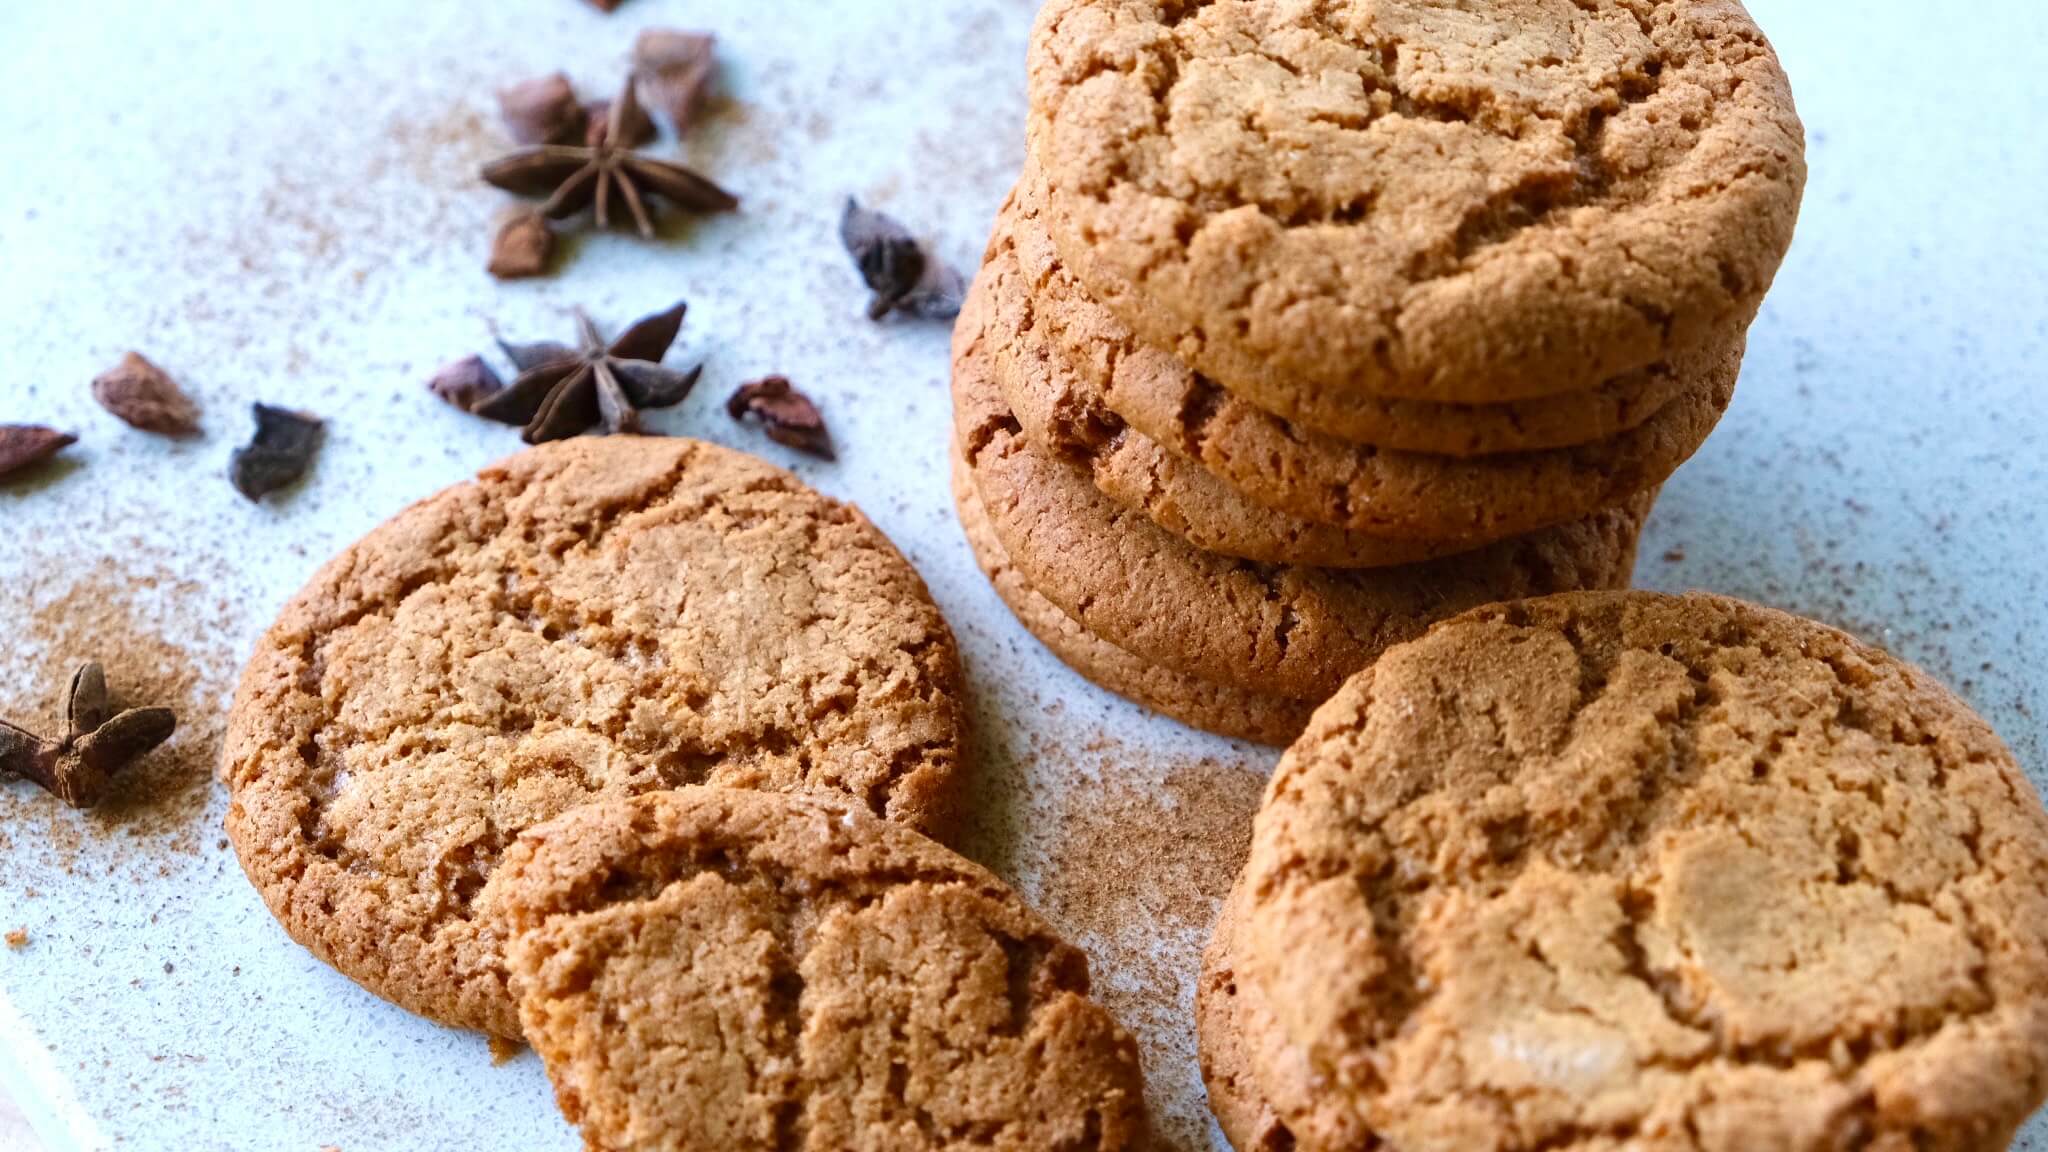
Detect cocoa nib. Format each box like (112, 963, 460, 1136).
(840, 198, 963, 321)
(92, 352, 202, 437)
(633, 29, 717, 133)
(489, 210, 557, 279)
(229, 404, 324, 502)
(0, 426, 76, 480)
(428, 356, 505, 411)
(497, 72, 586, 146)
(727, 376, 833, 459)
(0, 662, 176, 810)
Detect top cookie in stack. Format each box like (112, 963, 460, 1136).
(953, 0, 1806, 743)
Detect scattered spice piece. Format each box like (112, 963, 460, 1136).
(91, 352, 202, 437)
(839, 198, 964, 321)
(228, 404, 324, 503)
(427, 355, 505, 412)
(0, 663, 177, 810)
(633, 29, 717, 133)
(0, 425, 76, 480)
(481, 77, 737, 241)
(476, 303, 702, 443)
(727, 376, 834, 459)
(3, 929, 24, 950)
(1663, 547, 1688, 563)
(488, 210, 557, 279)
(496, 72, 586, 147)
(583, 96, 655, 150)
(582, 0, 623, 10)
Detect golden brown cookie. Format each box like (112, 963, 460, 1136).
(953, 445, 1314, 746)
(1240, 591, 2048, 1151)
(980, 206, 1498, 568)
(1003, 165, 1696, 455)
(955, 312, 1650, 702)
(1028, 0, 1806, 408)
(223, 438, 967, 1039)
(1003, 166, 1744, 543)
(1198, 882, 1371, 1152)
(484, 787, 1148, 1152)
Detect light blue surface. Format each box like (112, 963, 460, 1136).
(0, 1, 2041, 1148)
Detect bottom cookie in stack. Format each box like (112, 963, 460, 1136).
(953, 447, 1318, 745)
(951, 294, 1656, 743)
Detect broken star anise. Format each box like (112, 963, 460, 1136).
(480, 77, 737, 240)
(0, 663, 176, 810)
(475, 302, 704, 443)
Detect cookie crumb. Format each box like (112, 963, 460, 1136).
(4, 929, 26, 949)
(488, 1035, 523, 1065)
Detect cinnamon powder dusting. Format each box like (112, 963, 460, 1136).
(0, 559, 239, 873)
(1036, 737, 1272, 1151)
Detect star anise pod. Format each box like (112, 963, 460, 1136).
(0, 663, 177, 809)
(474, 303, 703, 443)
(480, 77, 737, 240)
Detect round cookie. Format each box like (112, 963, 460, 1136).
(1004, 166, 1697, 456)
(1241, 591, 2048, 1152)
(1199, 882, 1374, 1152)
(223, 437, 967, 1039)
(981, 206, 1498, 568)
(483, 787, 1149, 1152)
(955, 313, 1650, 702)
(1027, 0, 1806, 407)
(953, 446, 1314, 746)
(1005, 166, 1743, 543)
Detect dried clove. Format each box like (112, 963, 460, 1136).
(497, 73, 586, 146)
(428, 356, 505, 411)
(92, 352, 203, 437)
(727, 376, 834, 459)
(633, 29, 717, 133)
(0, 426, 76, 480)
(489, 210, 557, 279)
(229, 404, 324, 502)
(840, 198, 963, 321)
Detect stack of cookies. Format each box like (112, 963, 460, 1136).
(954, 0, 1806, 744)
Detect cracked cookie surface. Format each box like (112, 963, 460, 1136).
(1027, 0, 1806, 408)
(954, 305, 1649, 702)
(1005, 163, 1696, 456)
(223, 438, 966, 1038)
(1005, 165, 1741, 541)
(953, 444, 1314, 746)
(989, 180, 1732, 543)
(483, 787, 1147, 1152)
(979, 214, 1483, 567)
(1240, 591, 2048, 1151)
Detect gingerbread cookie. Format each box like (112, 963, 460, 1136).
(484, 787, 1148, 1152)
(1003, 166, 1696, 455)
(1240, 591, 2048, 1151)
(976, 239, 1483, 567)
(1028, 0, 1805, 407)
(956, 313, 1649, 702)
(224, 437, 966, 1038)
(1199, 882, 1371, 1152)
(954, 447, 1314, 746)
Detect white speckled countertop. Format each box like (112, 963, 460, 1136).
(1, 1, 2043, 1149)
